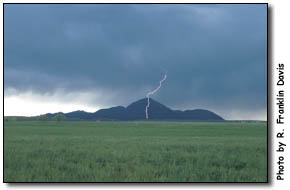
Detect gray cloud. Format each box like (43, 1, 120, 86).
(4, 4, 267, 119)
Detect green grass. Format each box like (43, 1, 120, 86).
(4, 121, 267, 182)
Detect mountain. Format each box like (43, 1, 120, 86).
(46, 98, 224, 121)
(126, 98, 174, 120)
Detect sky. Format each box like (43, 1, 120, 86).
(4, 4, 267, 120)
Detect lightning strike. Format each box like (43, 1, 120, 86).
(145, 73, 167, 120)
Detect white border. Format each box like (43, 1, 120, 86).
(1, 0, 290, 189)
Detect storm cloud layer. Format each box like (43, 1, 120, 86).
(4, 4, 267, 119)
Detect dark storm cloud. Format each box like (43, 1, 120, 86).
(4, 4, 267, 117)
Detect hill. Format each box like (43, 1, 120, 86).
(45, 98, 224, 121)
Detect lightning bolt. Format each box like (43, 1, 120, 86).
(145, 72, 167, 120)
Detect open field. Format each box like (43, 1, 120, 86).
(4, 121, 267, 182)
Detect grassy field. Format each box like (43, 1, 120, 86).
(4, 121, 267, 182)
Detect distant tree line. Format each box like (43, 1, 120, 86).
(38, 113, 66, 122)
(4, 113, 66, 122)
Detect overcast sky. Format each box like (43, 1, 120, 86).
(4, 4, 267, 120)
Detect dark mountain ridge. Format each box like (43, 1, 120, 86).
(46, 98, 224, 121)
